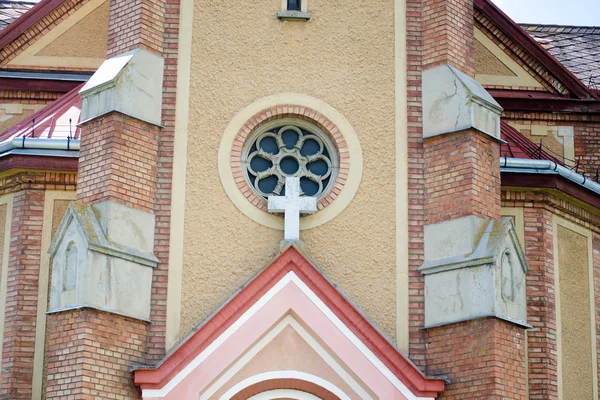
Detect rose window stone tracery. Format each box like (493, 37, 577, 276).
(242, 124, 339, 200)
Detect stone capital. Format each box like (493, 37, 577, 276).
(422, 64, 503, 140)
(79, 48, 164, 126)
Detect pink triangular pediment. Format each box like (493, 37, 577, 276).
(134, 247, 444, 399)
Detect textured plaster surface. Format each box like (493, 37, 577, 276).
(181, 0, 396, 341)
(37, 1, 109, 59)
(0, 104, 44, 133)
(475, 39, 515, 77)
(210, 325, 361, 399)
(557, 225, 594, 399)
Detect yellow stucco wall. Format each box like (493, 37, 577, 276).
(475, 39, 515, 77)
(557, 224, 595, 400)
(0, 104, 45, 134)
(36, 1, 109, 59)
(180, 0, 396, 341)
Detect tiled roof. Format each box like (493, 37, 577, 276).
(522, 24, 600, 90)
(0, 0, 36, 31)
(0, 83, 83, 143)
(500, 120, 563, 165)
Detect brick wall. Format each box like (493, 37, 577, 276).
(422, 0, 475, 75)
(575, 124, 600, 173)
(406, 0, 427, 369)
(0, 188, 45, 399)
(522, 205, 558, 399)
(106, 0, 164, 57)
(426, 318, 527, 399)
(146, 0, 180, 362)
(45, 309, 147, 399)
(76, 112, 159, 214)
(424, 129, 501, 224)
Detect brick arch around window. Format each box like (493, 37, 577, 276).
(231, 105, 350, 212)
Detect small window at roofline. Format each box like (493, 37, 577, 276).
(288, 0, 301, 11)
(278, 0, 310, 20)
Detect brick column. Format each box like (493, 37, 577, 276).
(106, 0, 164, 57)
(0, 189, 45, 399)
(422, 0, 475, 76)
(420, 1, 528, 398)
(76, 112, 159, 212)
(45, 1, 164, 398)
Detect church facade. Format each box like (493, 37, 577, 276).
(0, 0, 599, 398)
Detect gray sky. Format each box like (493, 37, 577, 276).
(492, 0, 600, 26)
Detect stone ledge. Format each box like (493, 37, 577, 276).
(277, 10, 312, 20)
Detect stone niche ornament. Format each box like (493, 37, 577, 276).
(420, 216, 529, 328)
(48, 201, 158, 321)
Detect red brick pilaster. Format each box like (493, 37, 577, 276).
(106, 0, 164, 57)
(45, 0, 165, 396)
(426, 318, 528, 399)
(422, 0, 475, 76)
(523, 206, 559, 399)
(45, 309, 147, 399)
(424, 129, 501, 224)
(76, 112, 159, 213)
(0, 188, 45, 399)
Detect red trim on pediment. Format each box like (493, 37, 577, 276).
(474, 0, 595, 100)
(134, 246, 445, 398)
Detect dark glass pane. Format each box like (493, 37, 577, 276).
(280, 156, 299, 175)
(300, 138, 320, 156)
(250, 157, 272, 173)
(281, 129, 299, 150)
(259, 136, 278, 154)
(307, 160, 328, 176)
(288, 0, 301, 11)
(258, 175, 278, 194)
(300, 177, 319, 196)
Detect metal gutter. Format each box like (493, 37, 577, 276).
(0, 137, 80, 155)
(0, 70, 92, 81)
(501, 157, 600, 196)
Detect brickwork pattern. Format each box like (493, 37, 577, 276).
(106, 0, 164, 57)
(45, 308, 147, 399)
(146, 0, 179, 362)
(76, 112, 159, 213)
(422, 0, 476, 76)
(406, 0, 427, 369)
(0, 188, 45, 399)
(230, 106, 350, 212)
(426, 318, 527, 399)
(574, 124, 600, 173)
(502, 190, 569, 399)
(424, 129, 501, 224)
(0, 91, 62, 104)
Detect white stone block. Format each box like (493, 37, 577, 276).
(420, 217, 529, 327)
(79, 48, 164, 126)
(423, 64, 503, 140)
(48, 201, 158, 321)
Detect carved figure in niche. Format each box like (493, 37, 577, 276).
(501, 250, 515, 302)
(63, 241, 78, 292)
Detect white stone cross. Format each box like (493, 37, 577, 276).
(268, 177, 317, 242)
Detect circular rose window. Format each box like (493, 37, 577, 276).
(241, 120, 339, 200)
